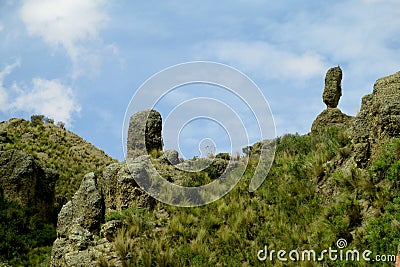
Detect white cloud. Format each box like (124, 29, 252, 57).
(11, 78, 81, 125)
(198, 40, 327, 80)
(20, 0, 109, 77)
(0, 23, 4, 31)
(0, 61, 80, 125)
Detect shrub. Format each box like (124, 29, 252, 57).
(31, 115, 45, 127)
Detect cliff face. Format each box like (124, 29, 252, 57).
(352, 71, 400, 166)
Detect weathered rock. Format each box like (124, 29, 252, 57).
(51, 161, 156, 266)
(100, 220, 123, 242)
(352, 71, 400, 166)
(127, 109, 163, 159)
(51, 173, 113, 267)
(312, 67, 353, 134)
(57, 172, 103, 237)
(0, 149, 57, 223)
(323, 66, 343, 108)
(311, 108, 353, 133)
(159, 149, 180, 165)
(100, 161, 156, 216)
(50, 228, 122, 267)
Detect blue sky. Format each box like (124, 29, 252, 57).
(0, 0, 399, 160)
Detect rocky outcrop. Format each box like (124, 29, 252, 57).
(100, 160, 155, 216)
(312, 67, 353, 133)
(312, 108, 353, 133)
(51, 158, 156, 266)
(56, 173, 103, 237)
(352, 71, 400, 166)
(0, 149, 57, 223)
(50, 109, 166, 266)
(50, 173, 105, 267)
(323, 66, 342, 108)
(312, 68, 400, 167)
(127, 109, 163, 159)
(50, 223, 122, 267)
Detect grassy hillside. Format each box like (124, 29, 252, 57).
(0, 117, 117, 201)
(106, 128, 400, 266)
(1, 116, 399, 266)
(0, 116, 116, 266)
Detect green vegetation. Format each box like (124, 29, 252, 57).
(1, 115, 399, 266)
(107, 128, 399, 266)
(0, 117, 116, 265)
(0, 117, 116, 200)
(0, 191, 55, 265)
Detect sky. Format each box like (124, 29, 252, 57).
(0, 0, 399, 161)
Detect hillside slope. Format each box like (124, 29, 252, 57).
(49, 68, 400, 266)
(0, 117, 117, 202)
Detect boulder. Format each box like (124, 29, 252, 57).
(0, 149, 57, 223)
(127, 109, 163, 159)
(100, 220, 123, 242)
(323, 66, 343, 108)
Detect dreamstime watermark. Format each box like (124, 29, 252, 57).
(122, 61, 276, 207)
(257, 238, 396, 263)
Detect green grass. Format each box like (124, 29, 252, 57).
(0, 118, 116, 201)
(2, 116, 400, 266)
(107, 128, 399, 266)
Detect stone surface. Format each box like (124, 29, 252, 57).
(100, 161, 155, 216)
(100, 220, 123, 242)
(352, 71, 400, 166)
(159, 149, 180, 165)
(0, 149, 57, 223)
(127, 109, 163, 159)
(311, 108, 353, 133)
(50, 228, 123, 267)
(51, 172, 118, 267)
(323, 66, 343, 108)
(57, 172, 103, 237)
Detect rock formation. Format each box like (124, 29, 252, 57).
(159, 149, 180, 165)
(56, 173, 103, 237)
(312, 67, 353, 133)
(100, 160, 155, 216)
(312, 108, 353, 133)
(51, 154, 158, 265)
(312, 68, 400, 167)
(323, 66, 342, 108)
(351, 71, 400, 166)
(127, 109, 163, 159)
(50, 173, 109, 267)
(0, 149, 57, 223)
